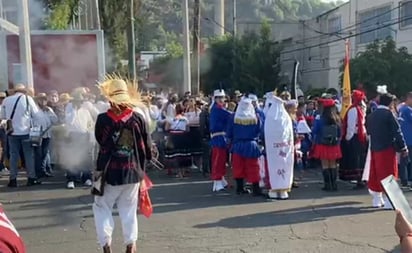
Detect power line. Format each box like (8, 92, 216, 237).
(295, 5, 402, 44)
(281, 15, 412, 55)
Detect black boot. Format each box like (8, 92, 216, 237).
(330, 168, 338, 191)
(322, 170, 331, 191)
(252, 183, 263, 197)
(236, 179, 247, 195)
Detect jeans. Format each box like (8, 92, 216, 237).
(399, 146, 412, 185)
(34, 138, 52, 177)
(8, 135, 35, 180)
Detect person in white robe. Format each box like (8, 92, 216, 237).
(264, 92, 294, 200)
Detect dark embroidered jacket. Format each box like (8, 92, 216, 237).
(95, 112, 152, 186)
(366, 108, 406, 152)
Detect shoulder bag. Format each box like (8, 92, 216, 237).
(5, 95, 23, 135)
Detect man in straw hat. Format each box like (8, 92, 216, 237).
(33, 93, 58, 178)
(93, 78, 152, 253)
(1, 84, 41, 187)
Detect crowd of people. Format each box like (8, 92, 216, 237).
(1, 79, 412, 252)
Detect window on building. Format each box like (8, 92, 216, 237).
(359, 6, 393, 44)
(328, 17, 342, 33)
(400, 1, 412, 28)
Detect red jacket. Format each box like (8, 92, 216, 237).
(0, 207, 26, 253)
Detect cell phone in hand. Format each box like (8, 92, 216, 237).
(381, 175, 412, 224)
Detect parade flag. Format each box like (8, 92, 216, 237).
(340, 40, 352, 118)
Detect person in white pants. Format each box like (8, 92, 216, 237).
(93, 78, 152, 253)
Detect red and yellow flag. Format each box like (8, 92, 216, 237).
(340, 39, 352, 118)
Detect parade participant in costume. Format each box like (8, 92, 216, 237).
(312, 99, 342, 191)
(340, 90, 368, 188)
(0, 204, 26, 253)
(209, 89, 232, 192)
(305, 100, 316, 127)
(367, 93, 408, 208)
(226, 97, 262, 196)
(264, 92, 294, 200)
(285, 100, 302, 186)
(164, 104, 191, 177)
(93, 78, 151, 253)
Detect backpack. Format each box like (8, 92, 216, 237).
(320, 124, 339, 146)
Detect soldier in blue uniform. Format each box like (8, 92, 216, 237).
(209, 90, 232, 192)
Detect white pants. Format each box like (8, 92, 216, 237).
(93, 183, 140, 247)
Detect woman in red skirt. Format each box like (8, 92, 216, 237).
(312, 99, 342, 191)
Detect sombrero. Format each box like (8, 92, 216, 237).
(97, 75, 140, 108)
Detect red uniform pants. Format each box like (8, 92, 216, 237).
(232, 153, 260, 183)
(211, 147, 227, 180)
(368, 147, 398, 192)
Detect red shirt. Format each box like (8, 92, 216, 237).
(0, 207, 26, 253)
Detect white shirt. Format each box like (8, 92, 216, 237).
(33, 108, 58, 138)
(65, 105, 94, 134)
(1, 92, 40, 135)
(184, 110, 201, 126)
(95, 101, 110, 114)
(149, 105, 160, 121)
(165, 103, 176, 121)
(345, 107, 366, 141)
(169, 117, 188, 131)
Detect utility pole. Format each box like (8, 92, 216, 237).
(192, 0, 200, 94)
(94, 0, 101, 30)
(182, 0, 191, 94)
(233, 0, 237, 36)
(17, 0, 33, 89)
(232, 0, 237, 90)
(214, 0, 224, 36)
(127, 0, 136, 83)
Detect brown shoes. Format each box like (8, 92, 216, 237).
(126, 244, 136, 253)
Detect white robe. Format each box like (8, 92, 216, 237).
(264, 95, 294, 192)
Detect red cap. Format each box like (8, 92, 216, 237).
(319, 98, 335, 108)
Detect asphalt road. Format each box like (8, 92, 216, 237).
(0, 169, 404, 253)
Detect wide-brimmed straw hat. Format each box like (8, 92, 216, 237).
(0, 92, 6, 98)
(98, 76, 140, 107)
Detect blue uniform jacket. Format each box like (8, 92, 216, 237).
(226, 114, 262, 158)
(209, 102, 232, 148)
(399, 105, 412, 146)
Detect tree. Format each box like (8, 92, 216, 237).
(201, 20, 281, 95)
(349, 38, 412, 97)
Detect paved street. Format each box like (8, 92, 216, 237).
(0, 170, 404, 253)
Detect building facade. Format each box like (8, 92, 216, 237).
(250, 0, 412, 92)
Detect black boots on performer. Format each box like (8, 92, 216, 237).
(236, 179, 263, 196)
(236, 179, 248, 195)
(322, 168, 338, 191)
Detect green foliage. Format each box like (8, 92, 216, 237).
(349, 38, 412, 97)
(203, 20, 281, 95)
(43, 0, 78, 30)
